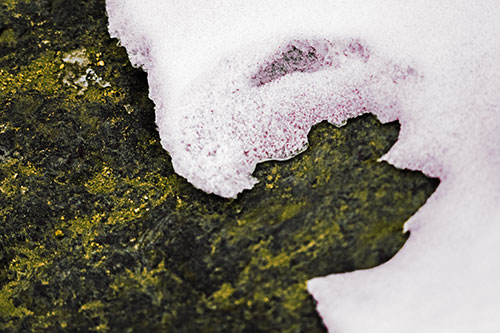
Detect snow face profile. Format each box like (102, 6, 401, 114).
(106, 0, 500, 332)
(106, 3, 420, 198)
(158, 37, 418, 198)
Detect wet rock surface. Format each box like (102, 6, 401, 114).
(0, 1, 438, 331)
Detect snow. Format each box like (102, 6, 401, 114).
(106, 0, 500, 331)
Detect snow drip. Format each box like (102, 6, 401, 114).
(106, 0, 500, 331)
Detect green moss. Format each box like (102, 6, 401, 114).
(0, 28, 15, 47)
(0, 0, 439, 332)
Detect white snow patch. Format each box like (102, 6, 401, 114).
(62, 48, 90, 67)
(106, 0, 500, 331)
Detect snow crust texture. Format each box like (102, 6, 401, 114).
(106, 0, 500, 332)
